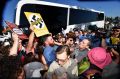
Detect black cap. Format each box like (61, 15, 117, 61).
(112, 26, 120, 29)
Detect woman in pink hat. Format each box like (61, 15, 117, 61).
(88, 47, 112, 69)
(83, 47, 112, 79)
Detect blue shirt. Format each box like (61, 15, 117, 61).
(43, 46, 56, 66)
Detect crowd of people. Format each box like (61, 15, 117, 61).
(0, 25, 120, 79)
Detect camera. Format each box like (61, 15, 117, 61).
(107, 45, 118, 49)
(107, 44, 120, 53)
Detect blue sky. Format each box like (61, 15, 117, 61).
(2, 0, 120, 27)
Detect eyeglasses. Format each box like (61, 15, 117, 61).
(56, 57, 68, 63)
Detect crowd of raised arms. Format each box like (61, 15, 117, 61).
(0, 25, 120, 79)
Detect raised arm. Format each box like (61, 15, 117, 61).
(101, 38, 107, 49)
(26, 26, 35, 53)
(9, 33, 19, 56)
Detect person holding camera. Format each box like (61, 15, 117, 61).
(101, 31, 120, 79)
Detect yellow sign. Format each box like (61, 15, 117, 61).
(24, 12, 50, 37)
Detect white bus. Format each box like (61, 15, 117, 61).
(15, 0, 105, 34)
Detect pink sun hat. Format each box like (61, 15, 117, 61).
(88, 47, 112, 69)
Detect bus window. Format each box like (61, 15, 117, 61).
(18, 4, 68, 35)
(69, 8, 104, 25)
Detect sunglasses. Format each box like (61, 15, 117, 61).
(113, 30, 119, 32)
